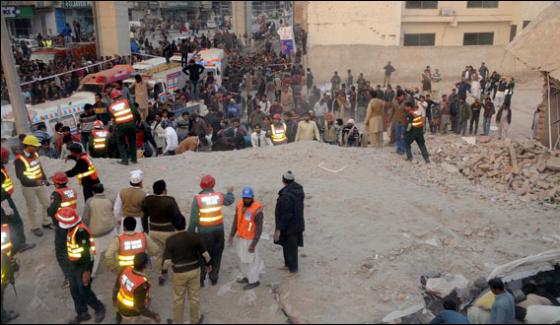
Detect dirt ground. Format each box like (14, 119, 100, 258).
(3, 76, 558, 324)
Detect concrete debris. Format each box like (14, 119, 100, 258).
(425, 274, 469, 299)
(431, 137, 560, 204)
(546, 157, 560, 172)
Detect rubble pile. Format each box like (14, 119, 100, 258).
(430, 136, 560, 204)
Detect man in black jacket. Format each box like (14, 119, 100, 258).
(64, 144, 100, 201)
(274, 171, 305, 274)
(182, 59, 205, 101)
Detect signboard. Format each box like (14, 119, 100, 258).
(166, 71, 181, 92)
(61, 1, 92, 9)
(278, 26, 294, 41)
(2, 6, 33, 19)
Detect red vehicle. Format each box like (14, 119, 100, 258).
(79, 65, 135, 94)
(29, 42, 96, 63)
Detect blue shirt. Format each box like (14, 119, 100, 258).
(430, 310, 469, 324)
(490, 292, 516, 324)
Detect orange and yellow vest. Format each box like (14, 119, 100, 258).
(1, 224, 13, 286)
(67, 222, 96, 262)
(270, 123, 287, 144)
(1, 167, 14, 195)
(54, 186, 78, 210)
(76, 154, 98, 184)
(117, 267, 149, 310)
(92, 129, 109, 150)
(117, 232, 147, 267)
(109, 99, 134, 125)
(16, 152, 43, 181)
(236, 200, 263, 240)
(195, 192, 224, 227)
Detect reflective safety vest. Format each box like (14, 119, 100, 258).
(1, 224, 13, 287)
(117, 267, 149, 309)
(412, 114, 425, 128)
(109, 99, 134, 125)
(76, 154, 98, 184)
(67, 223, 96, 262)
(92, 129, 108, 150)
(195, 192, 224, 227)
(54, 187, 78, 210)
(16, 153, 43, 181)
(1, 224, 12, 258)
(117, 232, 147, 267)
(235, 200, 263, 240)
(42, 39, 53, 48)
(270, 123, 287, 144)
(1, 167, 14, 195)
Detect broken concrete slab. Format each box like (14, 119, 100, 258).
(545, 157, 560, 172)
(441, 162, 460, 174)
(426, 274, 469, 299)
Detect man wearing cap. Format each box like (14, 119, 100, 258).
(114, 170, 147, 233)
(64, 143, 100, 201)
(228, 187, 265, 290)
(143, 180, 183, 285)
(188, 175, 234, 286)
(108, 89, 141, 165)
(1, 147, 35, 254)
(47, 171, 78, 286)
(274, 171, 305, 274)
(365, 91, 385, 148)
(56, 207, 105, 324)
(14, 135, 53, 237)
(82, 183, 117, 277)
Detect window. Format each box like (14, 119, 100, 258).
(405, 1, 438, 9)
(404, 33, 436, 46)
(467, 1, 499, 8)
(523, 20, 531, 28)
(510, 25, 517, 42)
(463, 32, 494, 45)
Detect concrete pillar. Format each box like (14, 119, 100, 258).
(1, 11, 30, 133)
(94, 1, 130, 57)
(231, 1, 246, 37)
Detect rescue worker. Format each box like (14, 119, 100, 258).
(113, 253, 160, 324)
(163, 217, 211, 324)
(1, 147, 35, 253)
(269, 114, 288, 145)
(114, 170, 146, 233)
(47, 171, 78, 286)
(404, 101, 430, 163)
(188, 175, 234, 286)
(14, 135, 53, 237)
(108, 89, 141, 165)
(55, 207, 105, 324)
(228, 187, 265, 290)
(65, 143, 100, 201)
(105, 217, 157, 274)
(1, 224, 19, 323)
(90, 120, 109, 158)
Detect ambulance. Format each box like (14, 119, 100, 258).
(170, 48, 226, 86)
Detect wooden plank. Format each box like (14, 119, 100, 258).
(507, 141, 519, 174)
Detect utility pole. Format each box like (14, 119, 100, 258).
(1, 11, 30, 134)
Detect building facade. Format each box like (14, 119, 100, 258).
(299, 1, 554, 48)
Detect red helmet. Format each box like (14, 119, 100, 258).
(273, 114, 281, 120)
(200, 175, 215, 190)
(110, 89, 122, 99)
(55, 207, 81, 229)
(93, 120, 104, 129)
(51, 171, 69, 185)
(1, 147, 10, 161)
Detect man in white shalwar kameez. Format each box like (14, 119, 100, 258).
(228, 187, 265, 290)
